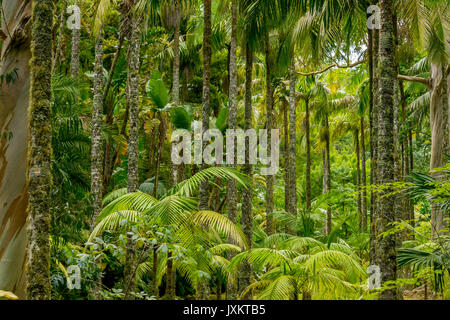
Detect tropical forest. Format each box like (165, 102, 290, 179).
(0, 0, 449, 302)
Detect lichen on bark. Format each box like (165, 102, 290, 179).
(26, 0, 54, 300)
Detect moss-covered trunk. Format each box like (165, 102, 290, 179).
(240, 43, 254, 295)
(70, 0, 80, 78)
(360, 117, 367, 232)
(375, 0, 397, 300)
(26, 0, 54, 300)
(199, 0, 212, 211)
(264, 32, 275, 235)
(90, 29, 104, 227)
(124, 12, 142, 300)
(226, 0, 238, 299)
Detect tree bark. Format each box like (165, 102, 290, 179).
(264, 31, 274, 235)
(369, 26, 379, 266)
(70, 0, 80, 78)
(287, 58, 297, 220)
(199, 0, 212, 210)
(305, 98, 311, 214)
(429, 63, 447, 237)
(26, 0, 54, 300)
(239, 42, 254, 296)
(324, 112, 332, 235)
(376, 0, 397, 299)
(0, 0, 32, 298)
(126, 19, 141, 193)
(90, 28, 104, 228)
(124, 13, 142, 300)
(360, 117, 367, 231)
(356, 129, 362, 230)
(226, 0, 238, 299)
(52, 0, 66, 74)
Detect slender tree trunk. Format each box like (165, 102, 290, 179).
(283, 101, 289, 211)
(239, 43, 254, 297)
(356, 129, 362, 230)
(90, 28, 104, 227)
(124, 14, 142, 300)
(170, 0, 181, 187)
(264, 31, 274, 235)
(287, 58, 297, 220)
(376, 0, 397, 299)
(429, 62, 447, 237)
(305, 98, 311, 214)
(226, 0, 238, 299)
(70, 0, 80, 78)
(52, 0, 66, 73)
(153, 248, 159, 297)
(399, 80, 414, 234)
(199, 0, 212, 210)
(126, 21, 141, 193)
(360, 117, 368, 231)
(369, 26, 379, 266)
(324, 112, 332, 235)
(166, 250, 175, 297)
(102, 0, 130, 106)
(26, 0, 54, 300)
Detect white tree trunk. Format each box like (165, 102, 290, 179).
(0, 0, 31, 298)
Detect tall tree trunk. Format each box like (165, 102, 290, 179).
(0, 0, 32, 298)
(240, 43, 254, 295)
(126, 21, 141, 193)
(26, 0, 54, 300)
(199, 0, 212, 210)
(52, 0, 66, 73)
(70, 0, 80, 78)
(360, 117, 368, 231)
(287, 58, 297, 220)
(369, 26, 379, 266)
(264, 31, 274, 235)
(429, 62, 447, 237)
(356, 129, 362, 230)
(305, 98, 311, 214)
(376, 0, 397, 299)
(226, 0, 238, 299)
(283, 101, 289, 211)
(124, 14, 142, 300)
(90, 28, 104, 228)
(399, 80, 414, 235)
(324, 112, 332, 235)
(170, 0, 181, 187)
(166, 250, 175, 298)
(102, 0, 132, 106)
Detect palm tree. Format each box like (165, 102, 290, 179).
(225, 0, 239, 299)
(71, 0, 81, 78)
(90, 167, 249, 298)
(124, 1, 144, 299)
(90, 4, 107, 227)
(199, 0, 212, 211)
(396, 1, 449, 237)
(229, 234, 366, 299)
(375, 0, 398, 300)
(26, 0, 54, 299)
